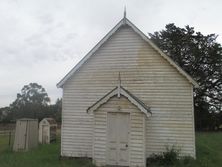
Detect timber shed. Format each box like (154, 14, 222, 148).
(57, 14, 198, 167)
(39, 118, 57, 144)
(13, 118, 38, 151)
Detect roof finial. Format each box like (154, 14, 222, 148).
(118, 72, 121, 98)
(124, 6, 126, 18)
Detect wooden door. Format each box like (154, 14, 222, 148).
(18, 121, 27, 150)
(42, 125, 48, 144)
(107, 112, 130, 166)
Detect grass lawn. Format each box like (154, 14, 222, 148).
(194, 132, 222, 167)
(0, 135, 10, 153)
(152, 132, 222, 167)
(0, 132, 221, 167)
(0, 137, 95, 167)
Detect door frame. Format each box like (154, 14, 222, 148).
(106, 112, 131, 166)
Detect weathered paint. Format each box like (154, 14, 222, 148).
(39, 118, 57, 144)
(57, 18, 198, 88)
(60, 23, 196, 165)
(13, 119, 38, 151)
(93, 96, 145, 167)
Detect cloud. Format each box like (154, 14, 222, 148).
(0, 0, 222, 107)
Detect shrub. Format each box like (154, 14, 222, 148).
(162, 146, 180, 165)
(146, 146, 180, 166)
(146, 153, 164, 166)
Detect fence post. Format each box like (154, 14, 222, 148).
(8, 131, 11, 146)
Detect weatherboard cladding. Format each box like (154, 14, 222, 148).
(61, 22, 196, 160)
(57, 18, 198, 88)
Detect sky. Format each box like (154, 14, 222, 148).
(0, 0, 222, 107)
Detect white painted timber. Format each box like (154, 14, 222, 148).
(60, 24, 196, 163)
(87, 86, 151, 117)
(57, 18, 198, 88)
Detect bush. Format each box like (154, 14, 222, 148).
(162, 146, 180, 165)
(146, 153, 164, 166)
(146, 146, 180, 166)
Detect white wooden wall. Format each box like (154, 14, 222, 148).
(92, 98, 106, 166)
(61, 25, 195, 159)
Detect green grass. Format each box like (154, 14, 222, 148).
(0, 132, 221, 167)
(194, 132, 222, 167)
(0, 137, 95, 167)
(160, 132, 222, 167)
(178, 132, 222, 167)
(0, 135, 10, 153)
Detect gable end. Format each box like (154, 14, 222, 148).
(87, 86, 151, 117)
(57, 17, 198, 88)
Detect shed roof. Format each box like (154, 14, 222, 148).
(87, 86, 151, 117)
(57, 16, 198, 88)
(41, 118, 57, 125)
(17, 118, 38, 121)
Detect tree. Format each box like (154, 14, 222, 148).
(54, 98, 62, 122)
(149, 24, 222, 130)
(0, 107, 12, 123)
(10, 83, 51, 120)
(0, 83, 63, 123)
(12, 83, 50, 107)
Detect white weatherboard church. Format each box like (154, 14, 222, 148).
(57, 13, 198, 167)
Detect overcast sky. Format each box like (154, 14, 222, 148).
(0, 0, 221, 107)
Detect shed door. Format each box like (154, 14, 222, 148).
(107, 112, 129, 166)
(18, 121, 27, 150)
(42, 125, 48, 144)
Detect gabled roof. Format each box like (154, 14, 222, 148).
(17, 118, 38, 121)
(40, 118, 57, 125)
(57, 17, 198, 88)
(87, 86, 152, 117)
